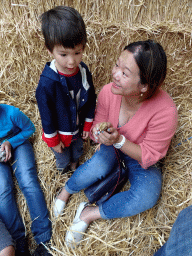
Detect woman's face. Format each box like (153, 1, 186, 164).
(111, 50, 144, 98)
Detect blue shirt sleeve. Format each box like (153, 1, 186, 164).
(8, 108, 35, 149)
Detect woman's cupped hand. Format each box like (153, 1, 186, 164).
(92, 122, 121, 146)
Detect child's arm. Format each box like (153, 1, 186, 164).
(36, 82, 60, 147)
(1, 141, 11, 162)
(8, 108, 35, 149)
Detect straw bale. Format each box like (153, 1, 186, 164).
(0, 0, 192, 255)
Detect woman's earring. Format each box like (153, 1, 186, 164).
(140, 93, 143, 97)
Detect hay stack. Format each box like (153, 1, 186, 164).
(0, 1, 192, 255)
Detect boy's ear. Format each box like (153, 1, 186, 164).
(47, 49, 53, 57)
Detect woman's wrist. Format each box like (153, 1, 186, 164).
(113, 135, 126, 149)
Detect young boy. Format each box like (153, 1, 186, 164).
(0, 104, 52, 256)
(36, 6, 96, 174)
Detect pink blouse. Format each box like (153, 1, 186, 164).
(91, 83, 178, 169)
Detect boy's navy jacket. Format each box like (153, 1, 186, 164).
(36, 61, 96, 147)
(0, 104, 35, 149)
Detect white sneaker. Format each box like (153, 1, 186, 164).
(53, 199, 66, 217)
(65, 202, 89, 248)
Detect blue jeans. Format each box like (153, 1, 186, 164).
(154, 205, 192, 256)
(51, 137, 83, 170)
(0, 140, 52, 244)
(0, 219, 15, 251)
(65, 144, 162, 219)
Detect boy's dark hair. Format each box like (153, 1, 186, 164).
(124, 40, 167, 100)
(40, 6, 87, 52)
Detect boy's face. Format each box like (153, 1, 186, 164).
(50, 44, 84, 75)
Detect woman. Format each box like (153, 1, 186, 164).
(54, 40, 178, 247)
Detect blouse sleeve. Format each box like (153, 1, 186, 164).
(139, 105, 178, 169)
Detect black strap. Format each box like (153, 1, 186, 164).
(105, 147, 122, 201)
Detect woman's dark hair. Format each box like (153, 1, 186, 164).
(124, 40, 167, 99)
(40, 6, 87, 52)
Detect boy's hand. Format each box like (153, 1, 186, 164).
(82, 131, 89, 140)
(1, 141, 12, 162)
(52, 141, 65, 153)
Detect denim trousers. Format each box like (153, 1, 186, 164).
(51, 137, 83, 169)
(154, 205, 192, 256)
(0, 140, 52, 244)
(0, 219, 15, 252)
(65, 144, 162, 219)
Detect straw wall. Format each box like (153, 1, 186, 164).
(0, 1, 192, 255)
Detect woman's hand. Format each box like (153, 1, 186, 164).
(93, 122, 142, 161)
(92, 123, 101, 142)
(52, 141, 65, 153)
(1, 141, 12, 162)
(93, 122, 121, 146)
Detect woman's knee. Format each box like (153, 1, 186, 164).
(66, 145, 118, 192)
(129, 169, 162, 206)
(85, 147, 117, 177)
(141, 191, 160, 210)
(133, 182, 161, 211)
(76, 158, 116, 183)
(123, 186, 161, 215)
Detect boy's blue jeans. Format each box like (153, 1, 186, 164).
(51, 137, 83, 170)
(154, 205, 192, 256)
(65, 144, 162, 219)
(0, 140, 52, 244)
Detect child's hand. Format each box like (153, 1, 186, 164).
(82, 131, 89, 140)
(1, 141, 12, 162)
(52, 141, 65, 153)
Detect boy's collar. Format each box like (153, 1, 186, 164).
(58, 67, 79, 77)
(50, 59, 57, 73)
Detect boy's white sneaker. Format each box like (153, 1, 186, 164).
(65, 202, 89, 248)
(53, 199, 66, 217)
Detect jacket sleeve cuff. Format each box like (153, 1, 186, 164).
(42, 132, 60, 147)
(83, 121, 93, 132)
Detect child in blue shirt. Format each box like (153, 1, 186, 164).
(36, 6, 96, 174)
(0, 104, 52, 256)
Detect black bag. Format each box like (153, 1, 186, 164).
(84, 159, 128, 205)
